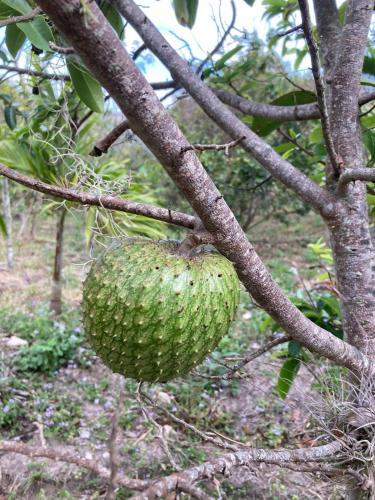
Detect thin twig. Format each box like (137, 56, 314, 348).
(298, 0, 341, 175)
(136, 383, 181, 470)
(106, 376, 126, 500)
(0, 163, 196, 229)
(90, 120, 130, 156)
(139, 389, 240, 452)
(277, 24, 303, 38)
(196, 0, 236, 75)
(0, 64, 70, 81)
(49, 42, 75, 55)
(0, 7, 41, 28)
(132, 43, 146, 61)
(181, 137, 245, 156)
(222, 335, 291, 379)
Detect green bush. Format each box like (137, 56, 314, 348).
(0, 305, 92, 374)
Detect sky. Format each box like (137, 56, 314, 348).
(127, 0, 277, 84)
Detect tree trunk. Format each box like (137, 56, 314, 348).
(50, 207, 66, 316)
(2, 178, 13, 269)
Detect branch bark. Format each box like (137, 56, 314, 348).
(338, 168, 375, 189)
(132, 441, 345, 500)
(215, 87, 375, 122)
(312, 0, 341, 82)
(34, 0, 373, 374)
(0, 164, 196, 229)
(0, 7, 41, 27)
(0, 440, 149, 490)
(326, 0, 375, 355)
(90, 119, 130, 156)
(298, 0, 341, 175)
(109, 0, 335, 215)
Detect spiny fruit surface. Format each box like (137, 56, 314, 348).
(83, 238, 240, 382)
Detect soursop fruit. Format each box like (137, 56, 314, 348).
(83, 238, 240, 382)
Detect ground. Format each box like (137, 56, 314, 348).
(0, 210, 346, 499)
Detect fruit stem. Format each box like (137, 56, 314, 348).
(175, 220, 215, 258)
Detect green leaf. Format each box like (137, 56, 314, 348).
(363, 56, 375, 76)
(67, 61, 104, 113)
(4, 106, 17, 129)
(252, 90, 317, 136)
(277, 358, 300, 399)
(361, 79, 375, 89)
(0, 0, 19, 18)
(214, 45, 243, 71)
(288, 340, 301, 358)
(99, 1, 125, 39)
(0, 214, 7, 237)
(17, 16, 54, 51)
(1, 0, 30, 14)
(5, 24, 26, 58)
(243, 0, 255, 5)
(173, 0, 199, 28)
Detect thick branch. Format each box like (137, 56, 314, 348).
(214, 88, 320, 121)
(312, 0, 341, 80)
(298, 0, 340, 174)
(109, 0, 335, 215)
(0, 164, 196, 229)
(132, 441, 345, 500)
(0, 440, 148, 490)
(0, 7, 41, 28)
(330, 0, 373, 171)
(338, 168, 375, 189)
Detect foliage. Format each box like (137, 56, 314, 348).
(0, 305, 91, 374)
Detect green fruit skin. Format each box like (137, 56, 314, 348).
(83, 238, 240, 382)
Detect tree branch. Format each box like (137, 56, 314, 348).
(0, 64, 176, 91)
(0, 164, 196, 229)
(330, 0, 373, 172)
(298, 0, 341, 175)
(0, 64, 70, 81)
(276, 24, 303, 38)
(181, 137, 245, 156)
(109, 0, 336, 215)
(0, 7, 41, 28)
(131, 441, 346, 500)
(0, 440, 149, 490)
(90, 119, 130, 156)
(34, 0, 373, 374)
(311, 0, 341, 80)
(338, 168, 375, 189)
(223, 335, 291, 380)
(49, 42, 75, 54)
(214, 87, 320, 121)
